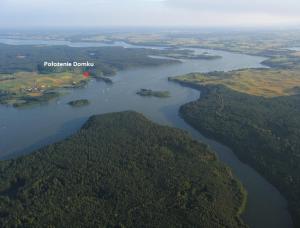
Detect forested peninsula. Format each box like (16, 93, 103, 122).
(0, 111, 246, 228)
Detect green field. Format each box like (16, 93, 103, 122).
(0, 72, 87, 92)
(0, 72, 88, 107)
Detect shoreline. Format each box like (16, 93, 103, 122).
(170, 78, 294, 228)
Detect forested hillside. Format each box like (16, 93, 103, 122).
(179, 85, 300, 227)
(0, 44, 178, 75)
(0, 111, 246, 228)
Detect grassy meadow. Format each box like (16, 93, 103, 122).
(171, 69, 300, 97)
(0, 72, 88, 107)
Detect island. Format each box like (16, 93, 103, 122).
(0, 111, 247, 227)
(136, 89, 170, 98)
(68, 99, 90, 107)
(160, 51, 222, 60)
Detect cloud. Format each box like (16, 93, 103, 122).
(164, 0, 300, 15)
(0, 0, 166, 27)
(0, 0, 300, 28)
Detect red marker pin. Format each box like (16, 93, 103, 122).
(83, 71, 90, 78)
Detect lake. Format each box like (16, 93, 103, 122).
(0, 39, 293, 228)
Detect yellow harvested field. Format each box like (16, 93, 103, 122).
(175, 69, 300, 97)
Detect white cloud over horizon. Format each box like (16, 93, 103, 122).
(0, 0, 300, 28)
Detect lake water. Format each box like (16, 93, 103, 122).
(0, 38, 163, 49)
(288, 47, 300, 51)
(0, 39, 294, 228)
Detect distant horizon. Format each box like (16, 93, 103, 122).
(1, 25, 300, 33)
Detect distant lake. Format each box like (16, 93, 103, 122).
(0, 38, 165, 49)
(287, 47, 300, 51)
(0, 39, 293, 228)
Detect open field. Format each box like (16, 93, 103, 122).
(262, 53, 300, 69)
(171, 69, 300, 97)
(0, 72, 87, 92)
(0, 72, 88, 107)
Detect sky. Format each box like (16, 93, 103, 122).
(0, 0, 300, 28)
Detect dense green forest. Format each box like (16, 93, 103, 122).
(0, 111, 247, 227)
(0, 44, 180, 76)
(177, 84, 300, 227)
(68, 99, 90, 107)
(136, 89, 170, 98)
